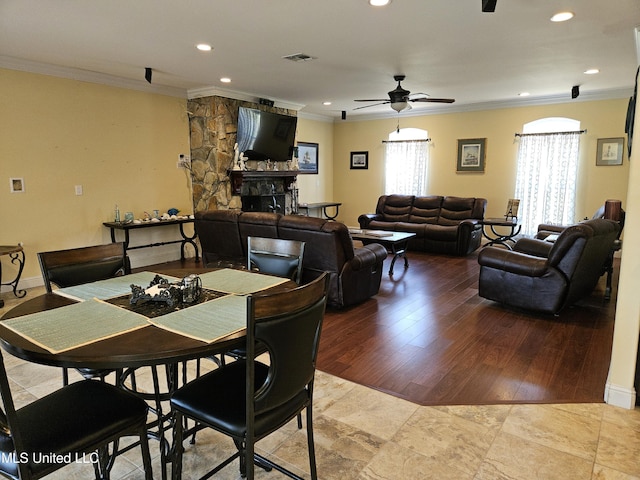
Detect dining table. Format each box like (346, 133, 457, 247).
(0, 266, 296, 480)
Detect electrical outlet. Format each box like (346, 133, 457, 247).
(177, 154, 191, 168)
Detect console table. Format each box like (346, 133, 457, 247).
(298, 202, 342, 220)
(0, 245, 26, 308)
(103, 219, 200, 262)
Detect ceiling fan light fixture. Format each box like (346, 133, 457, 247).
(390, 101, 408, 112)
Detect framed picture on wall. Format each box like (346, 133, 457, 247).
(297, 142, 319, 174)
(350, 151, 368, 169)
(457, 138, 486, 172)
(596, 137, 624, 166)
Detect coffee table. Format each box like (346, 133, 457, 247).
(349, 229, 416, 275)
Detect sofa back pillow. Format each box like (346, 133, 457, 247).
(378, 195, 414, 222)
(409, 196, 442, 224)
(438, 197, 477, 225)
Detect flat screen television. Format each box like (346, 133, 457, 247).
(237, 107, 297, 163)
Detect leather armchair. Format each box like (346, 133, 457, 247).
(477, 218, 620, 314)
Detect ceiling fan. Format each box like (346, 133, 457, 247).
(354, 75, 455, 112)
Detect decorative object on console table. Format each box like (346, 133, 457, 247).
(297, 142, 319, 174)
(457, 138, 486, 172)
(596, 137, 624, 166)
(350, 151, 369, 170)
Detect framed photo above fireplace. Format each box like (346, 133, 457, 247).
(297, 142, 318, 174)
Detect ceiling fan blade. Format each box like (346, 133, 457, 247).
(410, 97, 455, 104)
(354, 99, 389, 102)
(353, 102, 390, 110)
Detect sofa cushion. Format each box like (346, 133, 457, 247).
(438, 197, 477, 225)
(380, 195, 414, 222)
(409, 196, 442, 224)
(424, 224, 459, 241)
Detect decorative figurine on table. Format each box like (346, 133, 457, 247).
(130, 274, 202, 306)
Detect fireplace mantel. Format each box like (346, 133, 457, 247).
(228, 170, 300, 195)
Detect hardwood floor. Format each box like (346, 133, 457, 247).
(316, 250, 618, 406)
(152, 249, 617, 407)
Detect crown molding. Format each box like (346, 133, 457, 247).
(0, 56, 187, 98)
(187, 85, 305, 112)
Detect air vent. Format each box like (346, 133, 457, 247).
(282, 53, 316, 62)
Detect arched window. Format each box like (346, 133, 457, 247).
(385, 128, 429, 195)
(515, 117, 581, 235)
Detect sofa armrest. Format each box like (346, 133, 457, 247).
(513, 237, 553, 258)
(478, 247, 548, 277)
(350, 243, 388, 270)
(358, 214, 381, 229)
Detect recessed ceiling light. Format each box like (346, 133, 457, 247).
(369, 0, 391, 6)
(196, 43, 213, 52)
(550, 11, 574, 22)
(519, 92, 531, 97)
(584, 68, 600, 75)
(220, 77, 231, 83)
(323, 101, 332, 106)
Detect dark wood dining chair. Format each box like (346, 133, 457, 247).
(170, 272, 329, 480)
(37, 243, 129, 385)
(0, 351, 153, 480)
(247, 236, 305, 284)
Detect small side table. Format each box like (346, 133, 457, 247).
(0, 245, 26, 308)
(481, 218, 521, 250)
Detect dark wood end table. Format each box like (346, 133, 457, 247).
(481, 217, 522, 250)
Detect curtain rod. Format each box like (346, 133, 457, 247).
(382, 138, 431, 143)
(515, 129, 587, 137)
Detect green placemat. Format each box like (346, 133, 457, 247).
(148, 294, 246, 343)
(2, 299, 150, 353)
(199, 269, 288, 294)
(54, 272, 179, 301)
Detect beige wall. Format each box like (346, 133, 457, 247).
(607, 76, 640, 408)
(0, 69, 191, 281)
(332, 100, 630, 226)
(296, 117, 335, 204)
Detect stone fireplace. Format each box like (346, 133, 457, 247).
(187, 95, 298, 214)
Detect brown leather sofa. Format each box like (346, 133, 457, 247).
(358, 195, 487, 255)
(477, 218, 620, 315)
(194, 210, 388, 308)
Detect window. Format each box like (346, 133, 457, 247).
(384, 128, 429, 195)
(515, 118, 581, 236)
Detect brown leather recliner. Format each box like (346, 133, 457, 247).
(477, 218, 620, 315)
(194, 210, 388, 308)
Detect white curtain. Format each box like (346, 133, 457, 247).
(384, 140, 428, 195)
(514, 132, 580, 236)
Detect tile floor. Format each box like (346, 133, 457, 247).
(2, 288, 640, 480)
